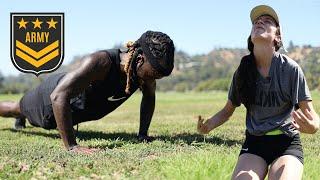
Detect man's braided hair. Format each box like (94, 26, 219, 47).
(124, 31, 175, 94)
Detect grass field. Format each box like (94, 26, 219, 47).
(0, 91, 319, 179)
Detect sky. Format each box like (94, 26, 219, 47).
(1, 0, 319, 76)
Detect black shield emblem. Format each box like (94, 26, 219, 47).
(10, 13, 64, 76)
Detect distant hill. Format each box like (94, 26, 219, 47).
(158, 45, 320, 92)
(1, 44, 319, 94)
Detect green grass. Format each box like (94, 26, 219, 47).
(0, 91, 319, 179)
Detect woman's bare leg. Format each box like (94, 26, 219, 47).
(232, 153, 268, 180)
(268, 155, 303, 180)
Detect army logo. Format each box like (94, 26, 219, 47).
(11, 13, 64, 76)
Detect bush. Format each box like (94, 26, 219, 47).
(0, 82, 30, 94)
(174, 82, 190, 92)
(194, 78, 231, 91)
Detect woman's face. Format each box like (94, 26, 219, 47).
(250, 15, 280, 46)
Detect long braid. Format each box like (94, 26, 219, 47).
(124, 41, 134, 73)
(124, 41, 140, 94)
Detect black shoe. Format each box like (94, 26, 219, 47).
(14, 118, 26, 130)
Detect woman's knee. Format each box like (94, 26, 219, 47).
(233, 170, 261, 180)
(268, 155, 303, 180)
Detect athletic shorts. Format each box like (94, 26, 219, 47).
(19, 73, 65, 129)
(239, 130, 303, 165)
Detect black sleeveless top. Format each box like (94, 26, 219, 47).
(20, 49, 138, 129)
(68, 49, 139, 124)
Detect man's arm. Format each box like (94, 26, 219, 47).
(50, 51, 111, 151)
(138, 80, 156, 141)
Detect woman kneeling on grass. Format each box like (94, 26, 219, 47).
(197, 5, 319, 180)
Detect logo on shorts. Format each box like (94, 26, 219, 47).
(10, 13, 64, 76)
(241, 148, 249, 151)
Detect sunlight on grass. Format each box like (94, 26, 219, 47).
(0, 91, 319, 179)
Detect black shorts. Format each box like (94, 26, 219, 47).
(239, 131, 303, 165)
(19, 73, 66, 129)
(19, 73, 104, 129)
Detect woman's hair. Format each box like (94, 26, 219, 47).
(236, 26, 281, 109)
(124, 31, 175, 94)
(235, 37, 258, 109)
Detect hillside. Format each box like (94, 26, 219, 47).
(158, 45, 320, 92)
(1, 44, 319, 94)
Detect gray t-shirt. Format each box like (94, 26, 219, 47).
(228, 52, 312, 137)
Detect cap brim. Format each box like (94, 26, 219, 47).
(250, 5, 279, 25)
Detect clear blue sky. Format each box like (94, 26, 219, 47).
(1, 0, 319, 76)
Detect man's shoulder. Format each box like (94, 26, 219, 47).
(98, 49, 120, 60)
(88, 50, 114, 67)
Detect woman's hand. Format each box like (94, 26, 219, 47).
(197, 116, 210, 134)
(292, 109, 319, 134)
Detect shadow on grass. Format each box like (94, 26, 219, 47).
(2, 128, 60, 138)
(2, 128, 241, 148)
(156, 133, 241, 147)
(78, 131, 241, 147)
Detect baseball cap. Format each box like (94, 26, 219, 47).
(250, 5, 279, 25)
(250, 5, 286, 51)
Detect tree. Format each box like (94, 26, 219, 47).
(0, 72, 4, 89)
(288, 40, 295, 52)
